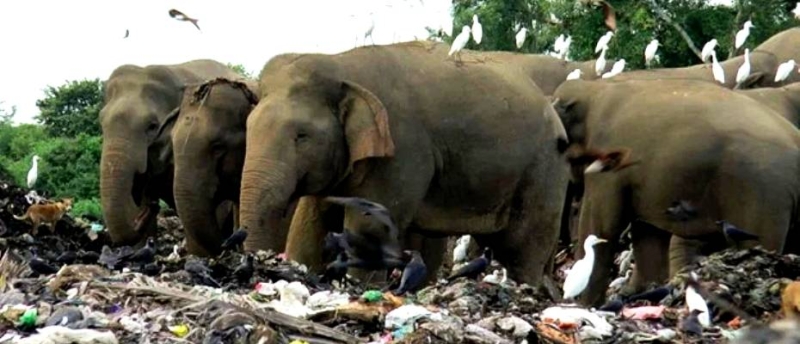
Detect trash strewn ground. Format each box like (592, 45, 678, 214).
(0, 179, 799, 343)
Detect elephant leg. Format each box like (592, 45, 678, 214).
(620, 221, 671, 297)
(668, 235, 708, 278)
(233, 203, 240, 230)
(285, 196, 342, 273)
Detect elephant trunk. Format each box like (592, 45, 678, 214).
(173, 171, 229, 256)
(100, 138, 145, 245)
(239, 155, 296, 253)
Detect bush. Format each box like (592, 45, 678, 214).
(71, 198, 103, 221)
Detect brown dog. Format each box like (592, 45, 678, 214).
(13, 198, 73, 235)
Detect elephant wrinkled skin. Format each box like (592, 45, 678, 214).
(99, 60, 239, 247)
(554, 79, 800, 307)
(239, 41, 570, 286)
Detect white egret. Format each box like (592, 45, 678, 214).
(595, 31, 614, 54)
(736, 48, 751, 87)
(562, 234, 608, 300)
(644, 39, 660, 68)
(608, 270, 631, 292)
(794, 2, 800, 20)
(701, 39, 718, 63)
(775, 59, 797, 83)
(734, 20, 754, 50)
(453, 235, 471, 264)
(515, 28, 528, 49)
(710, 51, 726, 84)
(554, 34, 566, 53)
(449, 26, 472, 63)
(471, 15, 483, 45)
(559, 36, 573, 60)
(26, 155, 39, 189)
(566, 69, 583, 81)
(482, 268, 507, 285)
(602, 59, 626, 79)
(595, 46, 608, 76)
(685, 272, 711, 327)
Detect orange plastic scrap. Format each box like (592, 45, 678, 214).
(535, 322, 577, 344)
(781, 281, 800, 318)
(728, 316, 742, 329)
(542, 316, 579, 330)
(621, 305, 666, 320)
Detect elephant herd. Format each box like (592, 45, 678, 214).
(98, 27, 800, 307)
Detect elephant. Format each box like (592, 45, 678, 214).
(162, 77, 294, 256)
(238, 40, 571, 286)
(739, 82, 800, 127)
(99, 60, 240, 248)
(553, 78, 800, 307)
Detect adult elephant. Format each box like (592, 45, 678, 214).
(99, 60, 239, 247)
(162, 77, 295, 256)
(739, 82, 800, 127)
(239, 41, 571, 285)
(553, 78, 800, 307)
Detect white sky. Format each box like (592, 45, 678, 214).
(0, 0, 453, 124)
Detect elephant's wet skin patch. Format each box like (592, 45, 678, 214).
(2, 174, 800, 343)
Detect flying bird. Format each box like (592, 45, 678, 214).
(448, 25, 472, 64)
(602, 59, 626, 79)
(323, 197, 400, 238)
(562, 234, 607, 300)
(452, 235, 471, 264)
(701, 39, 718, 63)
(644, 39, 660, 68)
(364, 13, 375, 45)
(566, 69, 583, 81)
(595, 31, 614, 54)
(579, 0, 617, 31)
(710, 51, 726, 84)
(447, 247, 492, 281)
(123, 29, 129, 39)
(27, 155, 39, 189)
(471, 15, 483, 45)
(734, 20, 754, 50)
(393, 250, 427, 296)
(775, 59, 797, 83)
(221, 228, 248, 251)
(168, 9, 201, 31)
(515, 28, 528, 49)
(665, 200, 698, 222)
(735, 48, 751, 88)
(595, 46, 608, 76)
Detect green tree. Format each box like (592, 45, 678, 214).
(35, 79, 103, 138)
(226, 63, 254, 79)
(445, 0, 796, 71)
(0, 102, 16, 124)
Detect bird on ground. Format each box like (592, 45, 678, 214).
(447, 247, 492, 281)
(608, 270, 631, 292)
(595, 31, 614, 54)
(685, 272, 711, 327)
(453, 235, 471, 264)
(77, 250, 100, 264)
(221, 228, 248, 252)
(321, 251, 349, 284)
(233, 254, 254, 283)
(595, 46, 608, 76)
(55, 251, 78, 265)
(666, 200, 698, 222)
(794, 2, 800, 20)
(566, 69, 583, 81)
(602, 59, 626, 79)
(515, 28, 528, 49)
(701, 39, 718, 63)
(615, 248, 633, 273)
(717, 220, 759, 246)
(127, 237, 156, 265)
(142, 263, 160, 276)
(775, 59, 797, 83)
(562, 235, 608, 300)
(482, 268, 507, 285)
(26, 155, 39, 189)
(557, 35, 573, 59)
(168, 9, 201, 31)
(471, 15, 483, 45)
(679, 309, 705, 337)
(735, 20, 754, 50)
(29, 251, 59, 276)
(710, 51, 726, 84)
(736, 48, 752, 88)
(644, 39, 660, 68)
(184, 258, 221, 287)
(393, 250, 427, 296)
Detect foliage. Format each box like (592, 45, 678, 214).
(35, 79, 103, 138)
(444, 0, 798, 70)
(226, 63, 254, 79)
(0, 102, 16, 124)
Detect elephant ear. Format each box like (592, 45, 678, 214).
(338, 80, 396, 174)
(154, 107, 180, 163)
(544, 98, 570, 153)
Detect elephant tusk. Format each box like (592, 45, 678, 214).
(584, 160, 606, 174)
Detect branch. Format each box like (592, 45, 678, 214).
(644, 0, 702, 60)
(729, 1, 745, 59)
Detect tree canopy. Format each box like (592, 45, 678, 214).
(35, 78, 103, 137)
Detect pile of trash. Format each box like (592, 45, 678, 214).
(0, 181, 799, 343)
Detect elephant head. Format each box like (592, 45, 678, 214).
(239, 55, 396, 253)
(168, 77, 259, 256)
(99, 65, 182, 245)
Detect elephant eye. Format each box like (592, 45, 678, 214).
(296, 132, 309, 142)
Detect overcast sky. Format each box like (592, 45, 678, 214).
(0, 1, 734, 125)
(0, 0, 453, 124)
